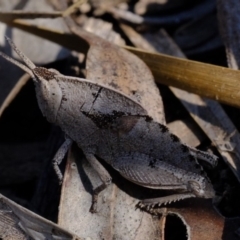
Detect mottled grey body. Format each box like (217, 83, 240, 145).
(52, 76, 214, 197)
(0, 37, 218, 212)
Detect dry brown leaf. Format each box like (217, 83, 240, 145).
(0, 194, 80, 240)
(166, 199, 240, 240)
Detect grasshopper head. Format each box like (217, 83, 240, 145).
(32, 67, 62, 123)
(0, 37, 62, 123)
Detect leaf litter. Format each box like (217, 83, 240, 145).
(0, 0, 238, 239)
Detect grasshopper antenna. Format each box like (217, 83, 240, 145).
(5, 36, 36, 70)
(0, 36, 35, 79)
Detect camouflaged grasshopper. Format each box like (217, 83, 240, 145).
(0, 37, 218, 212)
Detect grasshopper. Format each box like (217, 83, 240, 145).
(0, 37, 217, 212)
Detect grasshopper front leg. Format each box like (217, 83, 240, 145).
(53, 138, 73, 184)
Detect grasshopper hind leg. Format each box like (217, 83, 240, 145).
(137, 193, 195, 213)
